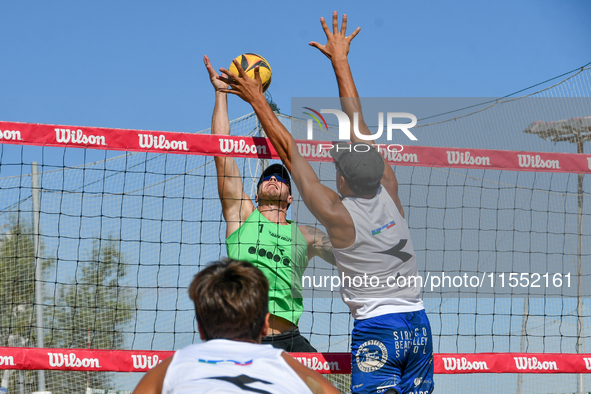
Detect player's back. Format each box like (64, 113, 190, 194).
(162, 339, 313, 394)
(334, 185, 424, 319)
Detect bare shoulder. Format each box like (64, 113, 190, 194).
(380, 164, 405, 218)
(281, 352, 340, 394)
(132, 355, 174, 394)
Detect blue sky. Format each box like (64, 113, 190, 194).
(0, 1, 589, 133)
(0, 2, 590, 391)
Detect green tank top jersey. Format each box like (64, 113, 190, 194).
(226, 210, 308, 325)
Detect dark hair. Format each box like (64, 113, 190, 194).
(188, 259, 269, 341)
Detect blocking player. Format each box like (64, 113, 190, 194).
(204, 55, 335, 352)
(217, 13, 434, 394)
(132, 259, 339, 394)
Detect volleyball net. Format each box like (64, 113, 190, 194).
(0, 67, 590, 393)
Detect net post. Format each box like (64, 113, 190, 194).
(31, 162, 46, 392)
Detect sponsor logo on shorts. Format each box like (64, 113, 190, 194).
(356, 340, 388, 373)
(376, 378, 399, 393)
(414, 377, 422, 387)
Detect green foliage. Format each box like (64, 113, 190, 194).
(0, 215, 40, 345)
(0, 215, 136, 393)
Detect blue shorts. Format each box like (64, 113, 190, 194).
(351, 310, 434, 394)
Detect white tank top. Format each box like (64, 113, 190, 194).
(162, 339, 312, 394)
(333, 185, 424, 320)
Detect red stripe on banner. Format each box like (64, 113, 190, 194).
(0, 347, 174, 372)
(0, 120, 590, 173)
(2, 348, 591, 374)
(290, 353, 351, 374)
(435, 353, 591, 374)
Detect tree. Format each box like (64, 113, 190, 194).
(0, 215, 45, 394)
(0, 214, 136, 393)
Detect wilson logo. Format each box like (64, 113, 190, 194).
(381, 150, 418, 163)
(48, 352, 101, 368)
(55, 129, 106, 146)
(441, 357, 489, 371)
(131, 354, 161, 369)
(0, 355, 15, 366)
(0, 129, 23, 141)
(219, 139, 267, 155)
(584, 357, 591, 370)
(138, 134, 188, 151)
(294, 356, 340, 372)
(446, 151, 490, 166)
(514, 357, 558, 371)
(518, 154, 560, 169)
(297, 143, 331, 158)
(587, 157, 591, 170)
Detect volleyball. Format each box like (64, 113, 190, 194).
(228, 53, 272, 92)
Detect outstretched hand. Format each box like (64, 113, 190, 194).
(217, 60, 265, 105)
(204, 55, 229, 91)
(309, 11, 360, 61)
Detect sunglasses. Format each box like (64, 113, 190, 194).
(261, 175, 289, 185)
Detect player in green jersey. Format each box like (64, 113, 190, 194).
(205, 55, 335, 352)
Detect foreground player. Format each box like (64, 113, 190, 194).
(204, 56, 335, 352)
(132, 259, 339, 394)
(218, 13, 434, 394)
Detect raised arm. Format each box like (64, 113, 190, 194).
(205, 55, 255, 237)
(217, 62, 354, 249)
(132, 356, 173, 394)
(299, 225, 336, 266)
(310, 12, 405, 217)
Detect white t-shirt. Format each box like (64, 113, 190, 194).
(162, 339, 313, 394)
(333, 185, 424, 320)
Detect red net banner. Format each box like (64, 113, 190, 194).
(3, 348, 591, 374)
(0, 120, 589, 173)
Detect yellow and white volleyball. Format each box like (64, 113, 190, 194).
(228, 53, 272, 92)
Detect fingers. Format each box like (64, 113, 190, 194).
(309, 41, 326, 51)
(219, 66, 239, 82)
(216, 88, 239, 96)
(232, 59, 250, 79)
(253, 66, 261, 83)
(348, 26, 361, 41)
(332, 11, 338, 34)
(204, 55, 213, 71)
(340, 14, 347, 35)
(309, 42, 330, 59)
(216, 69, 235, 85)
(319, 16, 330, 38)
